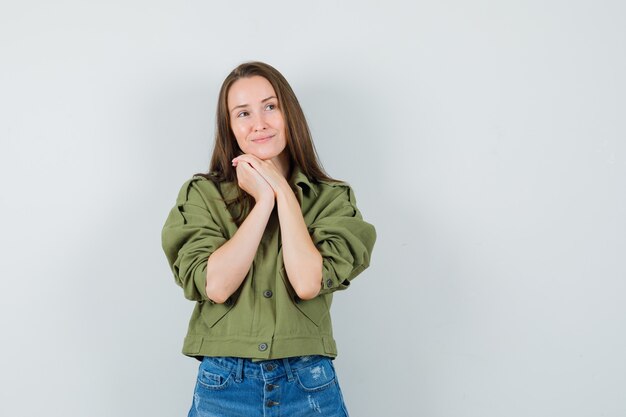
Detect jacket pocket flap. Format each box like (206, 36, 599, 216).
(279, 267, 329, 327)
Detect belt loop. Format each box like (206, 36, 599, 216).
(282, 358, 294, 382)
(235, 358, 244, 383)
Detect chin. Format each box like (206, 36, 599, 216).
(253, 148, 284, 161)
(249, 152, 274, 160)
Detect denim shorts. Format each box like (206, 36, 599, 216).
(187, 355, 350, 417)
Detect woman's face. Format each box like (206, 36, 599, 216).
(227, 75, 287, 162)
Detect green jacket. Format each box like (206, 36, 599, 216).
(161, 164, 377, 360)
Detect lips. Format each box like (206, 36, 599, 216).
(252, 134, 274, 143)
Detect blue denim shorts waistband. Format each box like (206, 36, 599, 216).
(201, 355, 331, 381)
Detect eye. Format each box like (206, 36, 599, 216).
(265, 103, 277, 111)
(236, 110, 249, 118)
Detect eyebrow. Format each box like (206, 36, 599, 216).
(229, 96, 277, 113)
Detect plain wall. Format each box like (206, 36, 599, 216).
(1, 1, 625, 416)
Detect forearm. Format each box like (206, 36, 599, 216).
(275, 183, 323, 300)
(205, 198, 275, 303)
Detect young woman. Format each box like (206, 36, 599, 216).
(161, 61, 376, 417)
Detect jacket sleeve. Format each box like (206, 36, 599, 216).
(161, 178, 227, 302)
(308, 184, 377, 296)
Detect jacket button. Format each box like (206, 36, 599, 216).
(326, 279, 333, 288)
(258, 343, 268, 351)
(263, 290, 273, 298)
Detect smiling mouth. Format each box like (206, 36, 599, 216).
(252, 135, 274, 142)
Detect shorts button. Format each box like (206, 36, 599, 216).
(258, 343, 268, 351)
(263, 290, 273, 298)
(266, 400, 279, 407)
(265, 363, 275, 371)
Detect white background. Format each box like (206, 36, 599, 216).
(1, 1, 625, 416)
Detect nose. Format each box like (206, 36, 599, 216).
(252, 112, 268, 131)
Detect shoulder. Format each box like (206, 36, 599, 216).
(174, 174, 225, 207)
(314, 178, 351, 193)
(312, 178, 359, 206)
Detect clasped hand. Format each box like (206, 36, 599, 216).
(232, 154, 288, 203)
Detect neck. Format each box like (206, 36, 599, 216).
(271, 152, 291, 180)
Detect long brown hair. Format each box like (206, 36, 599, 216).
(195, 61, 344, 226)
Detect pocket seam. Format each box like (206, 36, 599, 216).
(294, 374, 337, 393)
(197, 370, 233, 391)
(293, 360, 338, 393)
(280, 266, 329, 327)
(197, 359, 234, 391)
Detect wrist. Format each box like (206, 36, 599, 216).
(255, 196, 275, 211)
(275, 181, 295, 201)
